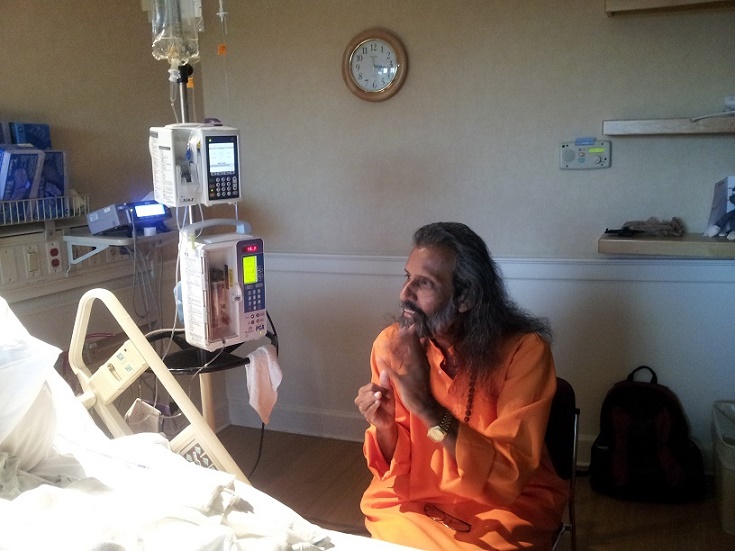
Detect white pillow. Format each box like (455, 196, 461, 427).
(0, 296, 62, 467)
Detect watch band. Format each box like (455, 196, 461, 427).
(438, 409, 454, 433)
(427, 409, 454, 443)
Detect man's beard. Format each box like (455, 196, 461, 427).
(399, 299, 458, 338)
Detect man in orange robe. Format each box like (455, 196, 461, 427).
(355, 222, 568, 550)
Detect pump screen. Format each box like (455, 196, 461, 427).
(242, 255, 258, 285)
(133, 202, 167, 218)
(207, 139, 237, 175)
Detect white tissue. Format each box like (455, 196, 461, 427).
(245, 344, 282, 424)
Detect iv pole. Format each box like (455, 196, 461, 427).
(177, 64, 194, 124)
(174, 63, 195, 225)
(150, 3, 252, 431)
(173, 61, 223, 430)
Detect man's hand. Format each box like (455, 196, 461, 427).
(381, 323, 437, 419)
(355, 369, 395, 430)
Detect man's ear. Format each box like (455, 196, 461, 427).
(456, 292, 472, 313)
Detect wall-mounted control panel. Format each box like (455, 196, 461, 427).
(0, 231, 66, 285)
(560, 139, 611, 170)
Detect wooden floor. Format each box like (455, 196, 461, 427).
(218, 425, 735, 550)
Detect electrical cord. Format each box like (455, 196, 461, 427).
(247, 422, 266, 479)
(244, 311, 279, 479)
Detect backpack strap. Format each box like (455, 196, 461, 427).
(627, 365, 657, 384)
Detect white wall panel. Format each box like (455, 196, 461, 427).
(228, 253, 735, 469)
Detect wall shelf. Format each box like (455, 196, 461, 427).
(63, 228, 177, 266)
(598, 232, 735, 258)
(606, 0, 735, 15)
(1, 195, 89, 227)
(602, 116, 735, 135)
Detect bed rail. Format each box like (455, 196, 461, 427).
(67, 287, 250, 484)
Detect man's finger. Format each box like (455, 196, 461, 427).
(379, 369, 390, 388)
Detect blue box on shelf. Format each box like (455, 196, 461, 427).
(9, 122, 52, 150)
(0, 144, 45, 223)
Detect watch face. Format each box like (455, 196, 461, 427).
(349, 38, 398, 93)
(427, 426, 447, 443)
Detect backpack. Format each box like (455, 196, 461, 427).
(589, 365, 705, 502)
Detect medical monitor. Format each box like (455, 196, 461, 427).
(203, 132, 240, 206)
(149, 124, 242, 208)
(128, 200, 171, 228)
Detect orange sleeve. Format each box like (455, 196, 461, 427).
(363, 326, 413, 480)
(444, 334, 556, 505)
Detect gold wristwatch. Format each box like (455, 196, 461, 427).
(427, 409, 454, 443)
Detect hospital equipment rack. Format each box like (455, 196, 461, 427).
(145, 327, 277, 430)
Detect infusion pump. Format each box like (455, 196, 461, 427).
(178, 219, 267, 351)
(149, 123, 241, 208)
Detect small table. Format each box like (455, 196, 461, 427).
(146, 329, 273, 429)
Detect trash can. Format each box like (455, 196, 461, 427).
(713, 400, 735, 536)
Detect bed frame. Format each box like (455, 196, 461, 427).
(66, 288, 249, 483)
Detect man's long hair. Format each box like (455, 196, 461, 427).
(413, 222, 552, 385)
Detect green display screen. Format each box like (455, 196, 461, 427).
(242, 255, 258, 285)
(588, 147, 605, 153)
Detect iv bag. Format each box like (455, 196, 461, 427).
(151, 0, 203, 67)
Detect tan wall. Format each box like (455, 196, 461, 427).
(3, 1, 734, 257)
(197, 0, 735, 257)
(2, 1, 179, 210)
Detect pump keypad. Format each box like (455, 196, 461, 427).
(208, 175, 239, 202)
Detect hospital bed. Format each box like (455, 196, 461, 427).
(0, 289, 416, 551)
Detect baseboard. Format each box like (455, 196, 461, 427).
(577, 435, 594, 468)
(228, 398, 367, 443)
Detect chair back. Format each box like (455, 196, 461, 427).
(545, 376, 577, 480)
(545, 376, 579, 551)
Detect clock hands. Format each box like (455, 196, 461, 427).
(370, 55, 391, 75)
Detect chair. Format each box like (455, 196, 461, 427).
(545, 377, 580, 551)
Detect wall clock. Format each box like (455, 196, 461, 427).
(342, 28, 407, 102)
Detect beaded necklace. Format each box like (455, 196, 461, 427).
(464, 371, 477, 423)
(440, 355, 478, 424)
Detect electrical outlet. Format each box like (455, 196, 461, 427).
(45, 240, 63, 274)
(0, 231, 66, 285)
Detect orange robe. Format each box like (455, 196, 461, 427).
(360, 326, 568, 551)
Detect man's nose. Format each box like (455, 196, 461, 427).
(400, 279, 416, 302)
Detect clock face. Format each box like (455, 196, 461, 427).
(342, 29, 407, 102)
(349, 38, 398, 93)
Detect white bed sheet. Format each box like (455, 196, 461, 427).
(0, 369, 417, 551)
